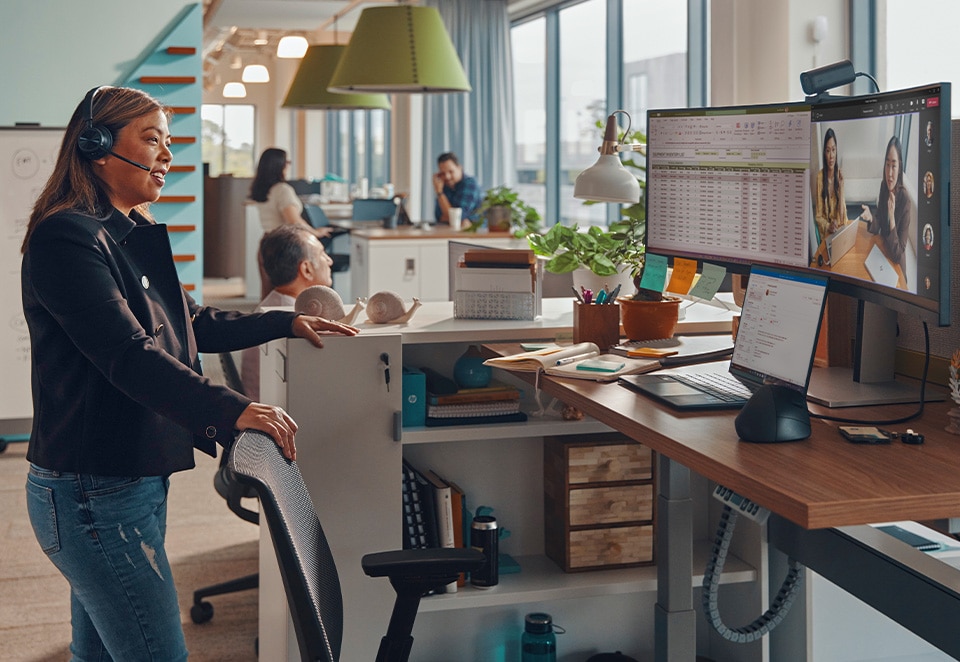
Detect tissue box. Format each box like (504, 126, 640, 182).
(401, 367, 426, 427)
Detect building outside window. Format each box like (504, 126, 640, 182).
(201, 104, 256, 177)
(512, 0, 689, 227)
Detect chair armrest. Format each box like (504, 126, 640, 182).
(361, 548, 484, 580)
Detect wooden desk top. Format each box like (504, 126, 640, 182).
(810, 221, 906, 289)
(487, 342, 960, 530)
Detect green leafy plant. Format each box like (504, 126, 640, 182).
(469, 185, 543, 238)
(529, 122, 659, 301)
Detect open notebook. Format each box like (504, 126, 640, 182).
(484, 342, 661, 383)
(619, 265, 829, 409)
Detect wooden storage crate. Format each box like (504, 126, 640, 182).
(544, 434, 655, 572)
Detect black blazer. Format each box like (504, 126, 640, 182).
(22, 208, 299, 477)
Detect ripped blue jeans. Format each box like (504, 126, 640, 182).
(26, 464, 188, 662)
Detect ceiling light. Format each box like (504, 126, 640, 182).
(223, 82, 247, 98)
(283, 45, 391, 110)
(277, 35, 309, 59)
(242, 64, 270, 83)
(328, 6, 471, 93)
(253, 30, 269, 46)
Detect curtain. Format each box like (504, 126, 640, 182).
(420, 0, 515, 220)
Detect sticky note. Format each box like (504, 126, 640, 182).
(639, 254, 668, 292)
(688, 262, 727, 301)
(666, 258, 698, 294)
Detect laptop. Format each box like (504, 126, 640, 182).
(824, 220, 858, 266)
(619, 265, 829, 410)
(864, 243, 901, 288)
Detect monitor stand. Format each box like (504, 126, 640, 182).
(806, 301, 946, 408)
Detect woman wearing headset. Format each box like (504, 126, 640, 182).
(21, 86, 358, 660)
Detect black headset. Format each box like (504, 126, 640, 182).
(77, 86, 113, 161)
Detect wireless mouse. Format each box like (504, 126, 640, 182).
(735, 384, 811, 443)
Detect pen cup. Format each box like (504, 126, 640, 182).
(573, 301, 621, 351)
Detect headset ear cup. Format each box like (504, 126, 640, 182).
(78, 124, 112, 160)
(77, 86, 112, 161)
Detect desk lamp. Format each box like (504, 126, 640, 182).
(573, 110, 644, 204)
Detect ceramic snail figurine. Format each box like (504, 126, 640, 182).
(293, 285, 365, 324)
(365, 291, 422, 324)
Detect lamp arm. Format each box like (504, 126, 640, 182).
(599, 110, 645, 156)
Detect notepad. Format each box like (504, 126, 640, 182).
(484, 342, 661, 383)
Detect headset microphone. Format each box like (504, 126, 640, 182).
(108, 150, 151, 172)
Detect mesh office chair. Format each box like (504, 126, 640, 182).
(229, 429, 484, 662)
(190, 353, 260, 624)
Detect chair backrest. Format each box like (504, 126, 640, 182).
(302, 204, 331, 229)
(229, 430, 344, 662)
(352, 198, 399, 227)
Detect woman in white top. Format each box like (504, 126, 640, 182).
(250, 148, 331, 295)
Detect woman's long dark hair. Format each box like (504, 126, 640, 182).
(820, 128, 841, 218)
(879, 135, 904, 198)
(250, 148, 288, 202)
(22, 87, 169, 253)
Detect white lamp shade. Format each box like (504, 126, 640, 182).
(222, 82, 247, 98)
(242, 64, 270, 83)
(573, 155, 641, 203)
(277, 35, 309, 59)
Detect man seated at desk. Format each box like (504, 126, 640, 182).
(241, 225, 335, 399)
(433, 151, 482, 225)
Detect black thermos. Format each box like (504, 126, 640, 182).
(470, 514, 499, 588)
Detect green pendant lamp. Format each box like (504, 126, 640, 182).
(283, 45, 392, 110)
(327, 5, 471, 93)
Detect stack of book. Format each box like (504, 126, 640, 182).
(401, 459, 468, 592)
(453, 249, 542, 320)
(425, 382, 527, 427)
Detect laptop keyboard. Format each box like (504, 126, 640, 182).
(671, 373, 756, 402)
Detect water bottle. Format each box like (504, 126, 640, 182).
(521, 612, 556, 662)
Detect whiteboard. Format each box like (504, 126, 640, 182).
(0, 127, 62, 425)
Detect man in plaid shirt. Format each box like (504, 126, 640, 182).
(433, 151, 482, 225)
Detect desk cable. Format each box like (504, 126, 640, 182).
(808, 321, 929, 427)
(703, 505, 804, 643)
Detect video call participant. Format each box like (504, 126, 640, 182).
(813, 127, 849, 239)
(241, 225, 336, 400)
(433, 151, 482, 225)
(860, 135, 914, 282)
(20, 86, 358, 661)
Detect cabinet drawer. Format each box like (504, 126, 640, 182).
(568, 483, 654, 526)
(567, 442, 652, 484)
(567, 525, 654, 570)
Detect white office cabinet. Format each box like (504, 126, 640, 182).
(257, 302, 761, 661)
(351, 238, 449, 301)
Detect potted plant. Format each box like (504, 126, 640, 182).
(528, 121, 680, 340)
(471, 185, 543, 237)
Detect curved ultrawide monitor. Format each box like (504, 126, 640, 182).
(645, 82, 950, 326)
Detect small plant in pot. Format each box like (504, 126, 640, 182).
(471, 185, 543, 237)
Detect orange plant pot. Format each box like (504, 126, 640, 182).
(618, 296, 681, 341)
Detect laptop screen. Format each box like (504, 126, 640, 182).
(729, 265, 829, 392)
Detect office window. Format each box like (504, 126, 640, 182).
(883, 0, 960, 116)
(560, 0, 607, 226)
(512, 18, 547, 222)
(325, 109, 391, 191)
(512, 0, 691, 228)
(201, 104, 256, 177)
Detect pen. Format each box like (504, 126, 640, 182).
(555, 352, 595, 366)
(607, 283, 622, 302)
(571, 286, 584, 303)
(595, 288, 607, 305)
